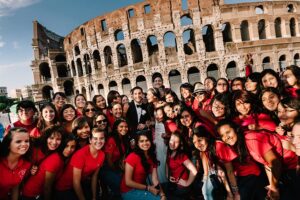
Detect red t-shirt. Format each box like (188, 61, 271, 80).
(233, 113, 277, 132)
(55, 145, 105, 191)
(106, 109, 115, 130)
(286, 87, 299, 98)
(0, 158, 31, 200)
(104, 137, 125, 163)
(167, 154, 189, 181)
(22, 153, 64, 197)
(164, 120, 179, 135)
(30, 127, 42, 138)
(215, 141, 238, 163)
(31, 147, 46, 165)
(244, 130, 283, 166)
(120, 152, 156, 193)
(5, 120, 37, 136)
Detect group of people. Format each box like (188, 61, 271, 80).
(1, 66, 300, 200)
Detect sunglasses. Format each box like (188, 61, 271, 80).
(85, 108, 96, 112)
(96, 119, 107, 124)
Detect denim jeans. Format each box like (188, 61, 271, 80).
(99, 165, 122, 197)
(202, 176, 214, 200)
(122, 189, 160, 200)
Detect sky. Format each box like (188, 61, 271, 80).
(0, 0, 257, 95)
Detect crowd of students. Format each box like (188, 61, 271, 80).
(1, 66, 300, 200)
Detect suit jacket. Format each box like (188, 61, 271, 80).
(126, 101, 150, 133)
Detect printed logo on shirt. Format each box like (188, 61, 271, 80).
(18, 169, 27, 180)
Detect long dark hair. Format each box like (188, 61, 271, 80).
(110, 118, 130, 159)
(36, 103, 59, 131)
(38, 125, 65, 155)
(210, 93, 232, 119)
(260, 69, 285, 96)
(215, 120, 249, 163)
(133, 130, 158, 173)
(0, 127, 31, 160)
(60, 104, 77, 123)
(167, 131, 191, 159)
(232, 90, 261, 117)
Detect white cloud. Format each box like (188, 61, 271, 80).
(0, 60, 30, 70)
(0, 0, 40, 17)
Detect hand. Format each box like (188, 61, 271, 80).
(137, 123, 146, 130)
(177, 178, 188, 187)
(234, 192, 241, 200)
(160, 195, 167, 200)
(169, 176, 177, 183)
(30, 165, 38, 175)
(248, 124, 257, 130)
(266, 186, 280, 200)
(148, 185, 159, 195)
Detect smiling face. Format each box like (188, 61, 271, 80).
(53, 94, 66, 109)
(231, 80, 243, 91)
(291, 124, 300, 156)
(90, 131, 105, 150)
(63, 107, 76, 122)
(10, 131, 30, 156)
(147, 90, 156, 103)
(122, 96, 129, 105)
(204, 79, 214, 91)
(117, 121, 128, 136)
(180, 110, 193, 127)
(212, 100, 225, 118)
(169, 134, 180, 151)
(235, 99, 251, 116)
(75, 95, 86, 109)
(283, 69, 298, 87)
(216, 80, 228, 94)
(42, 106, 56, 123)
(47, 132, 62, 151)
(245, 78, 258, 93)
(18, 107, 35, 123)
(95, 96, 106, 109)
(153, 77, 163, 89)
(262, 73, 278, 88)
(112, 104, 122, 119)
(277, 103, 299, 126)
(77, 122, 91, 139)
(137, 135, 151, 152)
(133, 88, 143, 104)
(85, 104, 96, 118)
(217, 124, 238, 146)
(165, 94, 174, 103)
(261, 91, 280, 112)
(63, 140, 76, 157)
(192, 135, 208, 152)
(164, 105, 174, 119)
(180, 87, 192, 100)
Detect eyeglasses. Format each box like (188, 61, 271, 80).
(85, 108, 96, 112)
(96, 119, 107, 124)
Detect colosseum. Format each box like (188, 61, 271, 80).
(30, 0, 300, 102)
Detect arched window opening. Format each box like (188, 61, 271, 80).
(93, 50, 101, 69)
(75, 90, 80, 95)
(114, 29, 125, 41)
(169, 70, 182, 96)
(255, 6, 264, 14)
(109, 81, 118, 91)
(39, 62, 51, 81)
(80, 28, 85, 36)
(144, 4, 151, 14)
(83, 54, 92, 74)
(180, 15, 193, 26)
(131, 39, 143, 64)
(275, 18, 282, 38)
(164, 32, 178, 62)
(98, 84, 104, 96)
(64, 81, 74, 96)
(136, 76, 147, 92)
(290, 18, 296, 37)
(55, 55, 66, 62)
(42, 86, 53, 100)
(76, 58, 83, 77)
(287, 4, 294, 13)
(202, 25, 215, 52)
(122, 78, 131, 95)
(240, 20, 250, 41)
(187, 67, 200, 85)
(104, 46, 113, 66)
(294, 53, 300, 66)
(117, 44, 128, 67)
(222, 22, 233, 44)
(207, 64, 219, 80)
(183, 29, 196, 55)
(74, 46, 80, 56)
(128, 9, 135, 18)
(226, 61, 237, 80)
(279, 55, 286, 71)
(147, 35, 159, 66)
(57, 65, 68, 77)
(262, 57, 272, 70)
(89, 85, 95, 98)
(71, 61, 76, 76)
(258, 19, 266, 39)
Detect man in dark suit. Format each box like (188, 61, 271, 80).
(126, 86, 150, 133)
